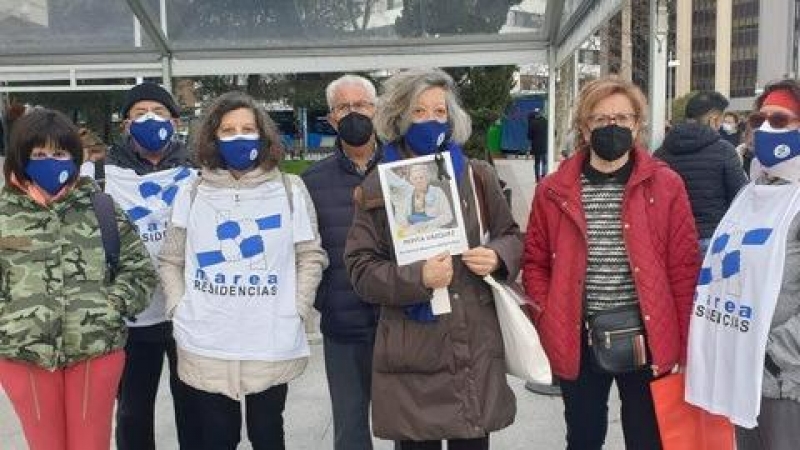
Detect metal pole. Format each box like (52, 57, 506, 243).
(648, 0, 669, 151)
(547, 46, 557, 175)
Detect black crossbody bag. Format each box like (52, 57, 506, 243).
(586, 304, 649, 374)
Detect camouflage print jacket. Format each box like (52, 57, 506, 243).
(0, 177, 156, 370)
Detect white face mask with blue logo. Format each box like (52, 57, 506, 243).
(130, 112, 174, 153)
(217, 134, 262, 171)
(754, 122, 800, 182)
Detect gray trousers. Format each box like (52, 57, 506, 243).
(323, 335, 377, 450)
(736, 397, 800, 450)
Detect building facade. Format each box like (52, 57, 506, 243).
(675, 0, 799, 111)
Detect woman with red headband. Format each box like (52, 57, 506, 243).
(686, 79, 800, 450)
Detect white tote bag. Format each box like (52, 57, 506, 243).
(469, 165, 552, 384)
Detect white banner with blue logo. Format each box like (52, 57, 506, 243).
(104, 165, 197, 326)
(686, 182, 800, 427)
(171, 179, 314, 361)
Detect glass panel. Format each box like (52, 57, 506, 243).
(0, 0, 152, 54)
(559, 0, 590, 31)
(166, 0, 546, 49)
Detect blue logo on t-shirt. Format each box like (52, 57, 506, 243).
(196, 214, 282, 268)
(127, 167, 193, 222)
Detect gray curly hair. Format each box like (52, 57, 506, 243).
(373, 68, 472, 145)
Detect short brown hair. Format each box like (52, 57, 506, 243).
(193, 91, 282, 171)
(4, 108, 83, 185)
(572, 76, 649, 150)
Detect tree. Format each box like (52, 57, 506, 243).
(671, 91, 697, 124)
(395, 0, 523, 159)
(446, 66, 517, 158)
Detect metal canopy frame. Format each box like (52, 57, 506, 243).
(0, 0, 621, 85)
(0, 0, 634, 159)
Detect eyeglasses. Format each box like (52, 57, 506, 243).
(748, 111, 800, 129)
(333, 101, 375, 115)
(586, 112, 638, 129)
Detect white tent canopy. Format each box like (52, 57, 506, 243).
(2, 0, 678, 157)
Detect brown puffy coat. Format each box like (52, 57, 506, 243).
(344, 160, 522, 441)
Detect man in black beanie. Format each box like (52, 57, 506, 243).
(97, 82, 199, 450)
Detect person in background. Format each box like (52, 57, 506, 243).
(301, 74, 386, 450)
(78, 127, 107, 177)
(720, 111, 744, 147)
(159, 91, 327, 450)
(523, 77, 700, 450)
(0, 108, 157, 450)
(655, 90, 747, 255)
(345, 68, 522, 450)
(528, 108, 548, 181)
(104, 82, 200, 450)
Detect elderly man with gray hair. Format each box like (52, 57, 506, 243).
(345, 68, 522, 450)
(302, 74, 386, 450)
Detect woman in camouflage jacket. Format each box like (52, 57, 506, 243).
(0, 109, 157, 450)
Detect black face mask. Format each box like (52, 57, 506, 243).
(337, 112, 374, 147)
(590, 124, 634, 162)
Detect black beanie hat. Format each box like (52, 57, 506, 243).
(121, 82, 180, 118)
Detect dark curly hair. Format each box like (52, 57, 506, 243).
(193, 91, 282, 171)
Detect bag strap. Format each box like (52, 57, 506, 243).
(281, 172, 294, 214)
(91, 191, 121, 282)
(469, 164, 485, 238)
(93, 159, 106, 191)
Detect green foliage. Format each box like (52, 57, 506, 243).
(10, 91, 126, 144)
(280, 159, 314, 175)
(671, 91, 697, 124)
(446, 66, 517, 159)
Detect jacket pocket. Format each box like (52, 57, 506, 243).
(373, 318, 454, 374)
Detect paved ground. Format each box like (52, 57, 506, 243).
(0, 159, 628, 449)
(0, 341, 625, 449)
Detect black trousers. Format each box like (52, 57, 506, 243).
(560, 334, 662, 450)
(190, 382, 289, 450)
(397, 436, 489, 450)
(116, 322, 200, 450)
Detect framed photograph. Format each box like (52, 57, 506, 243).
(378, 152, 469, 266)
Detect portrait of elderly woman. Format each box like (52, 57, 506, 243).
(389, 162, 455, 236)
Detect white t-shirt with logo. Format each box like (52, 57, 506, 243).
(103, 165, 198, 326)
(170, 178, 314, 361)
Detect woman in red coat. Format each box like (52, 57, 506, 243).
(522, 77, 700, 450)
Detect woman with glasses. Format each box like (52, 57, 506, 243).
(523, 76, 700, 450)
(687, 79, 800, 450)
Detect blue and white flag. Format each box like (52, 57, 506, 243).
(687, 182, 800, 427)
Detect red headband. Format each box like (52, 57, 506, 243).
(763, 89, 800, 116)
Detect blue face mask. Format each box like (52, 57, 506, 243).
(217, 134, 262, 171)
(754, 123, 800, 167)
(25, 158, 77, 195)
(405, 120, 450, 154)
(754, 123, 800, 181)
(129, 113, 174, 153)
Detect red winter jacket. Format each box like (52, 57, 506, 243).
(522, 148, 700, 380)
